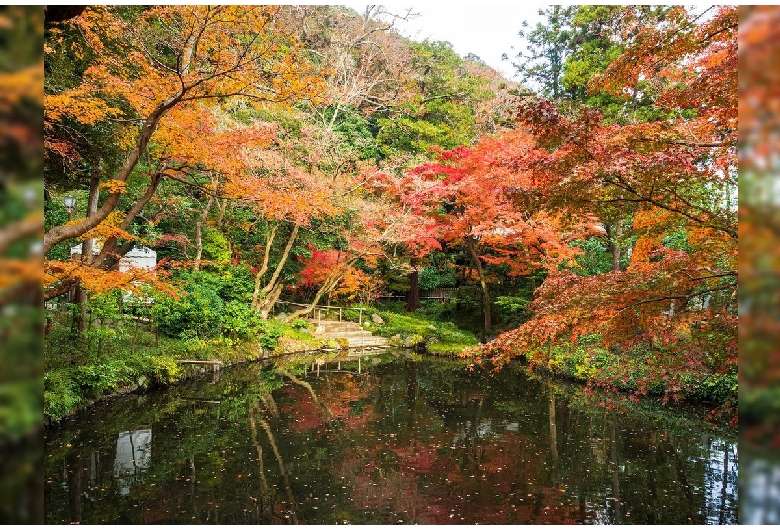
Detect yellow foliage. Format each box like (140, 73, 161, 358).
(99, 179, 127, 194)
(44, 92, 123, 126)
(0, 62, 43, 110)
(67, 211, 143, 246)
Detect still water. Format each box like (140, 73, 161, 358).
(44, 352, 737, 524)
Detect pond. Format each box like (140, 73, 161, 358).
(44, 351, 737, 524)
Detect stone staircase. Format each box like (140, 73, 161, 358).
(311, 319, 389, 349)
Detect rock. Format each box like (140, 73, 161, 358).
(403, 333, 425, 348)
(314, 324, 325, 335)
(274, 312, 289, 321)
(371, 313, 385, 324)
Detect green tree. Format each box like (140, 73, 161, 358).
(377, 40, 492, 156)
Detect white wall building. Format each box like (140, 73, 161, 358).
(70, 243, 157, 272)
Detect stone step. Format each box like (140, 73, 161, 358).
(306, 319, 388, 348)
(317, 330, 374, 339)
(343, 336, 389, 347)
(310, 319, 364, 327)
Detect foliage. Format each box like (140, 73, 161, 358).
(469, 7, 738, 400)
(202, 227, 231, 264)
(344, 302, 479, 355)
(42, 4, 740, 424)
(376, 40, 492, 155)
(153, 283, 224, 339)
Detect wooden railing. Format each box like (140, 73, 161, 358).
(378, 287, 457, 303)
(276, 300, 367, 324)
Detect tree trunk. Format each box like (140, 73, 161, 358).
(86, 172, 163, 271)
(465, 235, 491, 333)
(216, 197, 228, 228)
(405, 258, 421, 312)
(258, 282, 283, 320)
(253, 223, 299, 313)
(44, 93, 184, 254)
(611, 221, 622, 272)
(73, 164, 102, 333)
(251, 222, 278, 309)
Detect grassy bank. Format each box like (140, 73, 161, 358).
(44, 301, 481, 422)
(509, 336, 738, 421)
(44, 316, 326, 422)
(341, 301, 480, 355)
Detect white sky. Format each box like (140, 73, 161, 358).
(343, 4, 543, 79)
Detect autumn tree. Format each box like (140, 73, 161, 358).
(221, 113, 344, 319)
(43, 5, 327, 302)
(400, 130, 592, 332)
(474, 6, 737, 396)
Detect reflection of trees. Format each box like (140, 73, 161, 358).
(247, 403, 271, 518)
(45, 358, 738, 525)
(251, 400, 299, 524)
(279, 369, 333, 420)
(609, 422, 621, 524)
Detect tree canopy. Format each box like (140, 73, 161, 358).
(44, 4, 738, 412)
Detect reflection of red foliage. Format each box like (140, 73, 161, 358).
(279, 386, 326, 433)
(333, 425, 591, 524)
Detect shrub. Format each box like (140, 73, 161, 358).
(44, 370, 82, 419)
(152, 356, 183, 384)
(221, 300, 264, 339)
(258, 319, 284, 349)
(153, 283, 224, 339)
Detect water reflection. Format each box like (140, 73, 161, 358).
(44, 353, 737, 524)
(115, 429, 152, 495)
(741, 453, 780, 525)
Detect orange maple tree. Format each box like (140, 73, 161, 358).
(43, 5, 328, 301)
(469, 6, 737, 401)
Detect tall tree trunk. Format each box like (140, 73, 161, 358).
(216, 197, 228, 228)
(74, 164, 102, 333)
(258, 282, 283, 320)
(251, 222, 278, 309)
(465, 235, 491, 333)
(44, 92, 184, 254)
(86, 172, 163, 271)
(253, 223, 299, 313)
(261, 223, 299, 296)
(405, 258, 421, 312)
(611, 221, 622, 272)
